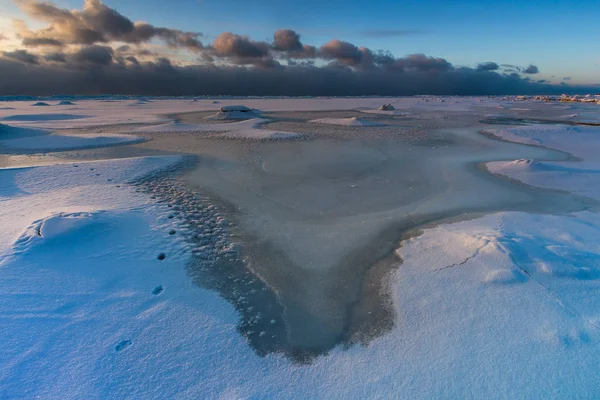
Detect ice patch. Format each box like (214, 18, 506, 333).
(309, 117, 383, 127)
(134, 118, 302, 140)
(0, 132, 143, 151)
(2, 114, 90, 122)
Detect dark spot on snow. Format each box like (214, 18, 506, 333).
(168, 214, 174, 219)
(95, 174, 100, 176)
(152, 285, 164, 295)
(73, 165, 78, 167)
(115, 340, 132, 352)
(150, 196, 156, 199)
(157, 253, 166, 260)
(107, 179, 112, 182)
(168, 204, 173, 207)
(169, 230, 176, 235)
(90, 168, 94, 171)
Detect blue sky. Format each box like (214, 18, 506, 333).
(28, 0, 600, 84)
(1, 0, 599, 86)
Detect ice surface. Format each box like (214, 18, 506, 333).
(133, 118, 303, 140)
(0, 131, 143, 151)
(487, 124, 600, 200)
(309, 117, 384, 126)
(2, 96, 600, 398)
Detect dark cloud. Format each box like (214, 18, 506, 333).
(71, 45, 113, 65)
(1, 1, 561, 96)
(523, 64, 539, 74)
(43, 52, 66, 63)
(15, 0, 203, 50)
(212, 32, 269, 59)
(0, 55, 575, 97)
(563, 77, 571, 81)
(360, 29, 421, 38)
(22, 37, 63, 47)
(273, 29, 302, 52)
(476, 62, 499, 72)
(2, 49, 39, 64)
(272, 29, 316, 59)
(320, 39, 363, 66)
(394, 54, 452, 72)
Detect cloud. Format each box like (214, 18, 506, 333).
(273, 29, 302, 52)
(523, 64, 539, 74)
(563, 76, 571, 81)
(15, 0, 203, 51)
(212, 32, 269, 59)
(393, 53, 452, 72)
(320, 39, 364, 66)
(0, 55, 574, 97)
(273, 29, 316, 59)
(209, 32, 277, 67)
(1, 0, 567, 96)
(2, 49, 39, 64)
(360, 29, 421, 38)
(476, 62, 499, 72)
(71, 44, 113, 65)
(22, 37, 63, 47)
(43, 51, 66, 63)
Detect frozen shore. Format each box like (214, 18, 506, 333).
(1, 97, 600, 398)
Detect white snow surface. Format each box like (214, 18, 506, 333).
(134, 118, 302, 140)
(2, 98, 600, 398)
(487, 124, 600, 200)
(0, 97, 500, 129)
(309, 117, 383, 126)
(0, 131, 143, 151)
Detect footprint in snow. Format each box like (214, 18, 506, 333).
(152, 285, 164, 296)
(115, 340, 132, 352)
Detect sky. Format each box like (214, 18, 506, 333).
(0, 0, 599, 96)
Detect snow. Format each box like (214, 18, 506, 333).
(0, 97, 500, 129)
(309, 117, 383, 127)
(134, 118, 302, 140)
(487, 124, 600, 200)
(0, 123, 49, 140)
(2, 97, 600, 398)
(0, 129, 143, 151)
(207, 105, 260, 120)
(483, 127, 541, 145)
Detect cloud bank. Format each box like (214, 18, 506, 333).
(0, 0, 574, 96)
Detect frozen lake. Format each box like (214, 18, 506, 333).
(125, 107, 598, 358)
(3, 98, 600, 398)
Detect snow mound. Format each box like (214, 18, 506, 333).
(0, 123, 49, 140)
(0, 132, 143, 151)
(206, 105, 260, 120)
(309, 117, 383, 127)
(482, 128, 541, 145)
(507, 158, 543, 169)
(31, 102, 50, 106)
(135, 118, 301, 140)
(57, 100, 76, 106)
(131, 99, 150, 105)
